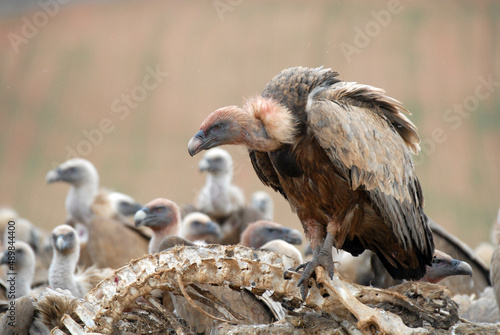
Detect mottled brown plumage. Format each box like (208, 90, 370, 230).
(188, 66, 434, 294)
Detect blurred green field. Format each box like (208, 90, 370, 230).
(0, 0, 499, 249)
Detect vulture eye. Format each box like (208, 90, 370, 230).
(67, 167, 77, 174)
(211, 124, 222, 132)
(151, 206, 166, 214)
(432, 257, 442, 264)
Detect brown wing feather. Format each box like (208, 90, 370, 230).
(249, 150, 287, 199)
(308, 84, 433, 277)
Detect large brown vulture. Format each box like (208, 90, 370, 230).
(188, 66, 434, 296)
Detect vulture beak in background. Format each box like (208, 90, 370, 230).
(118, 201, 143, 216)
(135, 206, 172, 228)
(134, 207, 150, 227)
(198, 158, 210, 172)
(56, 235, 70, 252)
(200, 220, 222, 238)
(188, 130, 207, 156)
(281, 227, 303, 245)
(46, 168, 62, 184)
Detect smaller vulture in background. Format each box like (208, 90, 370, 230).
(189, 148, 267, 245)
(107, 191, 143, 217)
(136, 199, 277, 333)
(135, 198, 183, 254)
(180, 212, 221, 244)
(240, 220, 303, 249)
(46, 158, 149, 269)
(337, 219, 490, 295)
(337, 248, 472, 289)
(0, 211, 41, 254)
(49, 225, 110, 298)
(251, 191, 274, 220)
(196, 148, 245, 220)
(0, 241, 36, 300)
(429, 219, 491, 296)
(46, 158, 143, 223)
(135, 198, 221, 253)
(0, 209, 52, 287)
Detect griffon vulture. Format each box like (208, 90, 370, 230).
(135, 198, 221, 252)
(46, 158, 149, 268)
(181, 212, 221, 244)
(188, 66, 434, 296)
(240, 220, 303, 249)
(49, 225, 111, 298)
(429, 219, 490, 296)
(196, 148, 245, 219)
(136, 199, 276, 333)
(0, 241, 36, 300)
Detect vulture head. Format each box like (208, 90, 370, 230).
(0, 241, 36, 298)
(420, 250, 473, 284)
(240, 220, 303, 249)
(107, 191, 143, 216)
(181, 212, 221, 243)
(0, 240, 36, 274)
(198, 148, 233, 176)
(46, 158, 99, 187)
(134, 198, 181, 235)
(188, 97, 297, 156)
(51, 225, 80, 258)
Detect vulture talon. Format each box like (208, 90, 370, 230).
(294, 261, 310, 273)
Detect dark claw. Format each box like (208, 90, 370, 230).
(296, 250, 335, 300)
(294, 261, 310, 273)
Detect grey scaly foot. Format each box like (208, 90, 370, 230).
(297, 233, 335, 300)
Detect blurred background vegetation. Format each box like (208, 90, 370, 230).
(0, 0, 498, 249)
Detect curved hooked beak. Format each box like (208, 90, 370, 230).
(56, 235, 70, 252)
(188, 130, 207, 156)
(282, 228, 303, 245)
(451, 259, 473, 277)
(134, 208, 150, 227)
(46, 168, 62, 184)
(202, 221, 222, 238)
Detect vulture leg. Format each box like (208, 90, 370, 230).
(297, 232, 336, 299)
